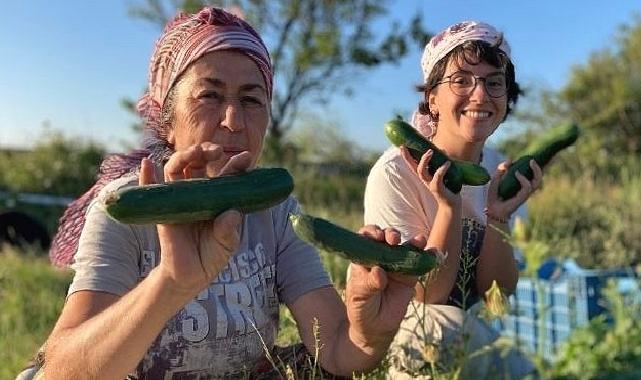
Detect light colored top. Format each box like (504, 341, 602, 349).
(68, 174, 331, 378)
(364, 147, 526, 308)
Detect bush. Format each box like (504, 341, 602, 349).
(0, 131, 105, 197)
(527, 166, 641, 269)
(551, 280, 641, 379)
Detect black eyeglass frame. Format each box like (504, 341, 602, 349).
(431, 70, 509, 98)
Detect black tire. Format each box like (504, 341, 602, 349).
(0, 211, 51, 251)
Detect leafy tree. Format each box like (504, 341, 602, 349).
(496, 16, 641, 269)
(560, 15, 641, 155)
(504, 15, 641, 175)
(128, 0, 430, 158)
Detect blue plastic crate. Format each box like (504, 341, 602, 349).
(492, 260, 638, 362)
(547, 309, 571, 329)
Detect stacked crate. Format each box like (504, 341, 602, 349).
(492, 259, 637, 361)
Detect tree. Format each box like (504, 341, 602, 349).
(560, 16, 641, 156)
(497, 16, 641, 269)
(506, 15, 641, 173)
(128, 0, 429, 157)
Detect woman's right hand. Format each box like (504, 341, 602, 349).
(400, 146, 461, 209)
(139, 142, 252, 298)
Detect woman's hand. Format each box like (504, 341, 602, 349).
(139, 142, 253, 297)
(486, 159, 543, 221)
(400, 146, 461, 209)
(345, 226, 426, 352)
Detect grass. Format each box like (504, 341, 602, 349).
(2, 217, 640, 379)
(0, 245, 72, 380)
(0, 215, 545, 380)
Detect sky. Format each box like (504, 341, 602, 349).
(1, 1, 640, 153)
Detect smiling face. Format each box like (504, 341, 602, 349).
(167, 50, 270, 175)
(428, 58, 508, 145)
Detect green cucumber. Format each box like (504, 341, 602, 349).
(497, 154, 535, 200)
(498, 123, 580, 200)
(385, 116, 490, 191)
(530, 123, 581, 167)
(104, 168, 294, 224)
(290, 213, 440, 276)
(454, 160, 491, 186)
(385, 117, 463, 193)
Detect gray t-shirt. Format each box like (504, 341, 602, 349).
(69, 174, 332, 378)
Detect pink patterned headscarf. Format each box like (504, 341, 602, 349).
(412, 21, 511, 139)
(50, 7, 273, 267)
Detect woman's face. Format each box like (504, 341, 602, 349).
(168, 50, 269, 175)
(428, 58, 508, 144)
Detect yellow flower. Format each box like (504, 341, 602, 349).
(484, 280, 509, 318)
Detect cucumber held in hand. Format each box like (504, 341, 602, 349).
(453, 159, 491, 186)
(498, 123, 580, 200)
(104, 167, 294, 224)
(385, 116, 490, 192)
(290, 213, 440, 276)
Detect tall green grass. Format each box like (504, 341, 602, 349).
(0, 246, 71, 380)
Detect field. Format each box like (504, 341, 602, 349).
(2, 165, 641, 379)
(3, 242, 640, 379)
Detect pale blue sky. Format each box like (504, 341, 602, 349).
(1, 1, 639, 152)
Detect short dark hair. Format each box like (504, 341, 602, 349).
(417, 39, 521, 121)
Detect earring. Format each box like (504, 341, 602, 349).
(427, 113, 438, 141)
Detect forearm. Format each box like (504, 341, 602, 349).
(45, 268, 193, 379)
(476, 220, 518, 295)
(420, 206, 462, 304)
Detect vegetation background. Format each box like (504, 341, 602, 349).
(2, 1, 641, 379)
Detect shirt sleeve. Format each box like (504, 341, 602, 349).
(68, 198, 141, 297)
(273, 197, 332, 305)
(364, 151, 432, 243)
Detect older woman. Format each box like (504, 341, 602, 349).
(36, 7, 427, 379)
(364, 21, 537, 378)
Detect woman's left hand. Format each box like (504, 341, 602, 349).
(344, 226, 423, 351)
(486, 159, 543, 220)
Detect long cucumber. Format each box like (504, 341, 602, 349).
(290, 213, 440, 276)
(454, 160, 491, 186)
(384, 117, 490, 192)
(104, 168, 294, 224)
(498, 123, 580, 200)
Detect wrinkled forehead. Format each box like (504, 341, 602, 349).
(179, 50, 268, 92)
(149, 14, 273, 106)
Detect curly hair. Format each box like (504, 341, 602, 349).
(417, 39, 521, 122)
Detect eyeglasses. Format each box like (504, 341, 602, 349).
(433, 71, 508, 98)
